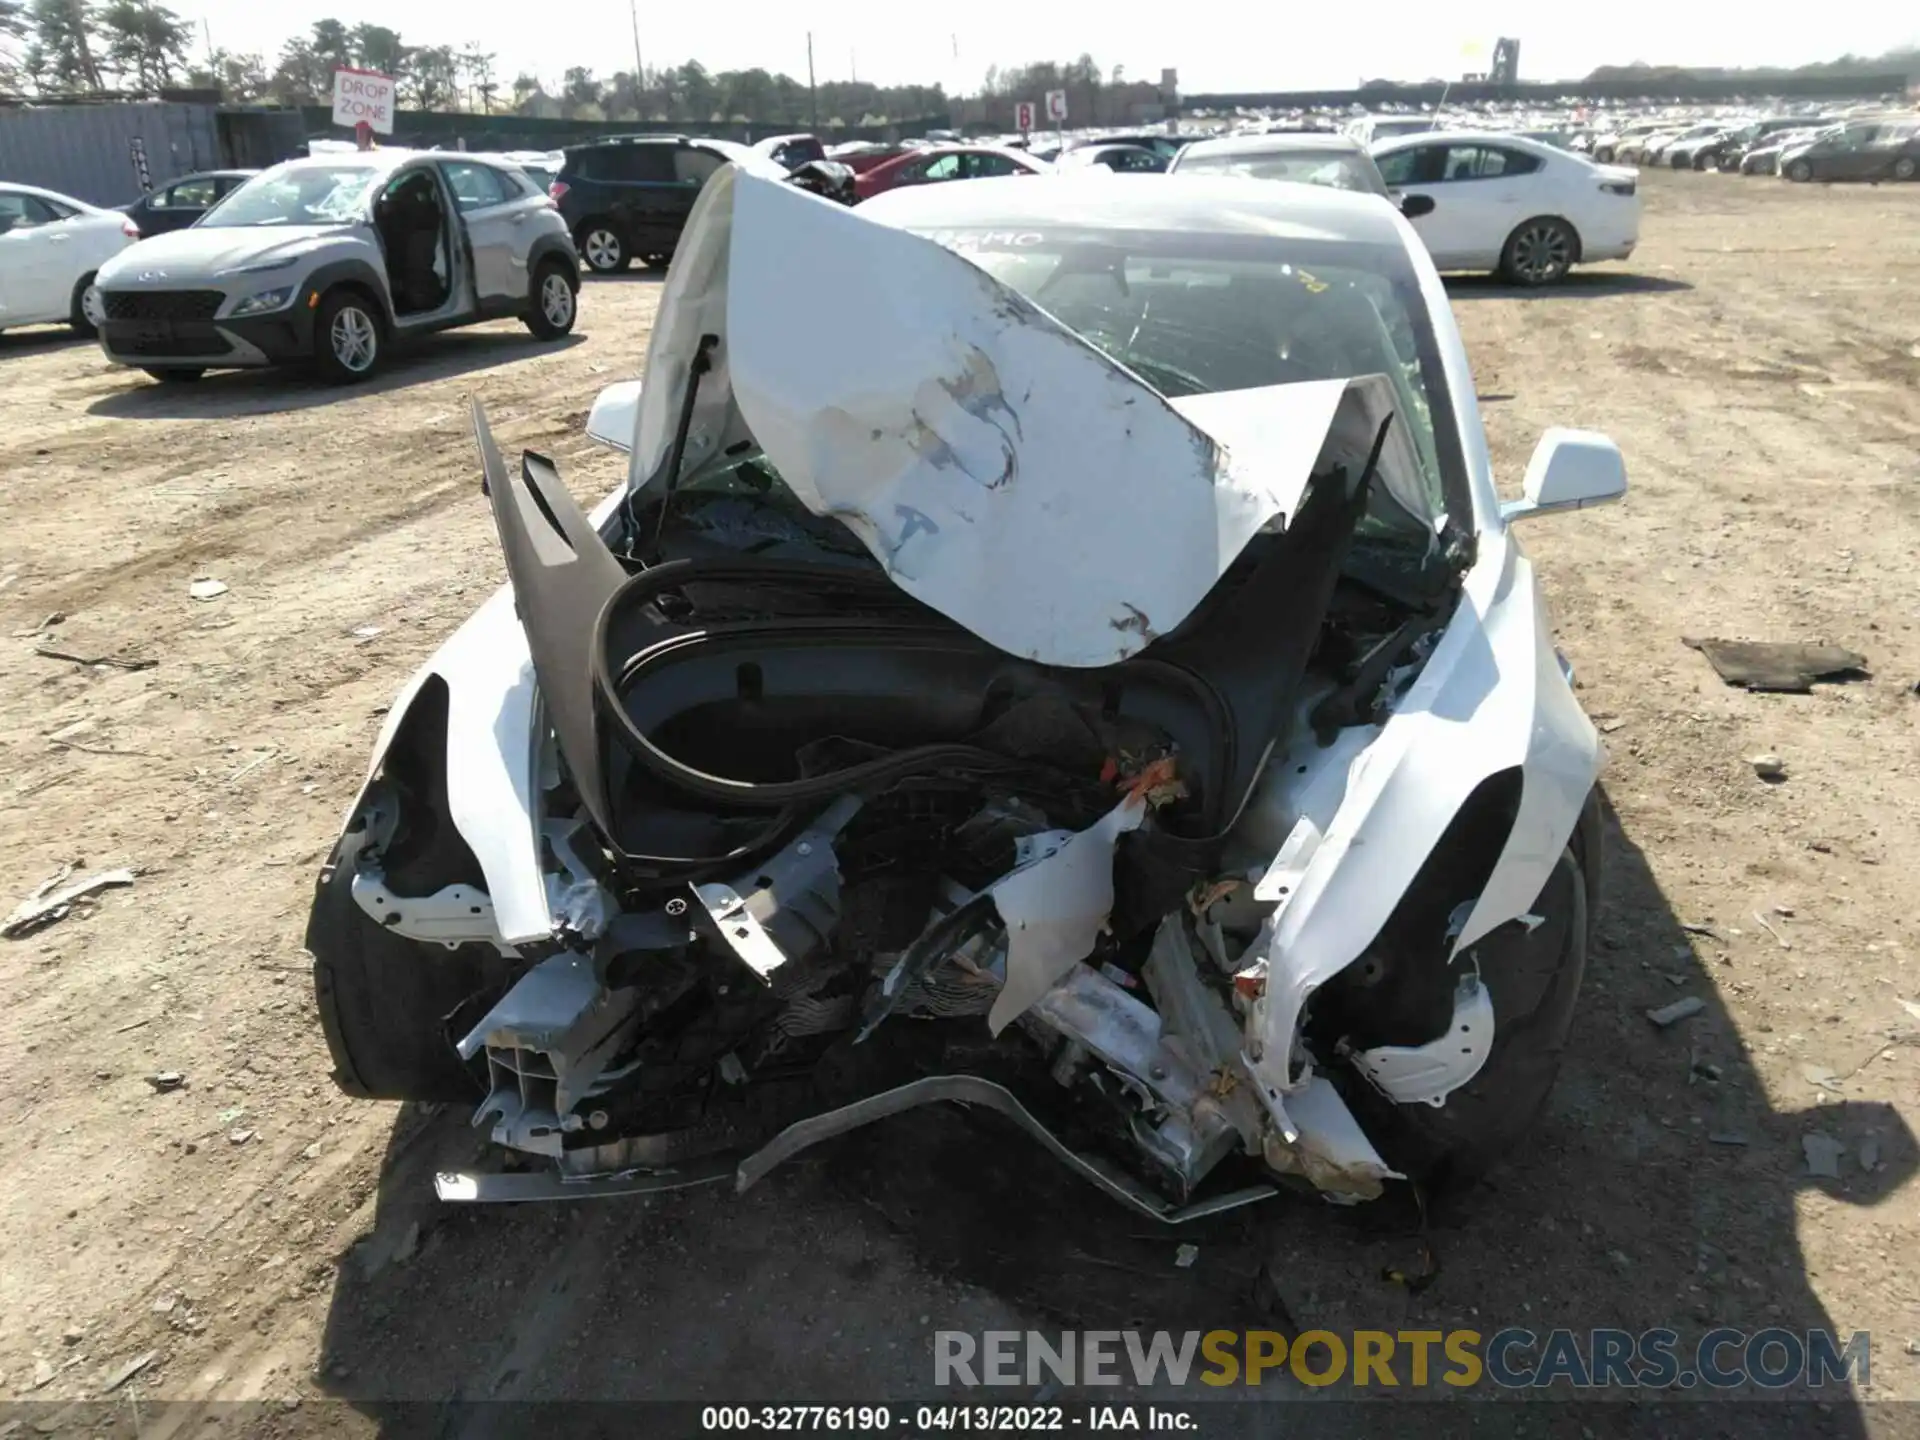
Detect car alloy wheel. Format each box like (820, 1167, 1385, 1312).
(1787, 160, 1813, 183)
(1507, 220, 1573, 285)
(1895, 156, 1917, 182)
(541, 271, 575, 329)
(583, 228, 624, 272)
(330, 304, 378, 374)
(82, 284, 105, 329)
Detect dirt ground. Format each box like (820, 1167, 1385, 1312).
(2, 170, 1918, 1437)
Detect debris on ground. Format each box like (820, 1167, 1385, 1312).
(1801, 1063, 1844, 1094)
(1683, 637, 1868, 692)
(146, 1071, 184, 1093)
(1752, 911, 1791, 948)
(228, 1128, 254, 1145)
(2, 867, 135, 939)
(32, 644, 156, 672)
(1749, 754, 1787, 782)
(32, 1358, 54, 1388)
(1681, 922, 1719, 939)
(351, 625, 383, 641)
(1802, 1132, 1845, 1179)
(1707, 1132, 1749, 1147)
(1647, 996, 1706, 1028)
(1174, 1243, 1198, 1269)
(97, 1350, 156, 1394)
(188, 578, 229, 601)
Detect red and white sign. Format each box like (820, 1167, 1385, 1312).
(1014, 100, 1035, 132)
(332, 66, 395, 136)
(1044, 89, 1068, 123)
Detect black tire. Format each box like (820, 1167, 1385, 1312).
(1592, 145, 1614, 164)
(1894, 156, 1917, 182)
(312, 288, 383, 384)
(1786, 159, 1813, 183)
(643, 252, 672, 272)
(306, 686, 507, 1103)
(578, 221, 629, 273)
(1498, 216, 1578, 287)
(143, 367, 205, 383)
(69, 272, 103, 337)
(523, 257, 578, 339)
(1342, 797, 1601, 1194)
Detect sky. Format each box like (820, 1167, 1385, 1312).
(178, 0, 1918, 96)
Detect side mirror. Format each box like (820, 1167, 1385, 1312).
(1501, 428, 1626, 523)
(585, 379, 642, 453)
(1398, 192, 1435, 219)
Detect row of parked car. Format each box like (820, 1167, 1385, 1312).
(1591, 112, 1920, 182)
(547, 125, 1639, 290)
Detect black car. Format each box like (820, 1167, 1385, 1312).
(551, 136, 750, 274)
(121, 169, 257, 238)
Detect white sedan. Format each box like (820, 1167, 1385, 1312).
(0, 183, 137, 336)
(1371, 132, 1641, 286)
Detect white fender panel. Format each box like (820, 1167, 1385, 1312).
(1247, 530, 1601, 1096)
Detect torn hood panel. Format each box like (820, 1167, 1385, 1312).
(630, 167, 1399, 668)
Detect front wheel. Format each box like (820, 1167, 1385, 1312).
(1499, 216, 1577, 287)
(579, 223, 628, 273)
(313, 289, 383, 384)
(69, 273, 103, 337)
(1786, 159, 1813, 183)
(1894, 156, 1917, 182)
(524, 258, 579, 339)
(1342, 804, 1600, 1195)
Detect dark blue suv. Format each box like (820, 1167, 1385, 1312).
(551, 136, 750, 273)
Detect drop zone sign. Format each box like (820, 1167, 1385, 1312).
(332, 67, 396, 135)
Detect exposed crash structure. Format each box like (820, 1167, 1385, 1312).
(307, 169, 1626, 1218)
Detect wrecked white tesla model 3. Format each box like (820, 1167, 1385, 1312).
(307, 169, 1625, 1217)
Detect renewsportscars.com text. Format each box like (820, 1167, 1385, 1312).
(934, 1328, 1869, 1390)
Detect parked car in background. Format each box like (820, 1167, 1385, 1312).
(551, 135, 783, 273)
(825, 140, 915, 175)
(120, 170, 257, 238)
(1170, 131, 1391, 197)
(852, 144, 1050, 202)
(1054, 143, 1168, 173)
(1371, 132, 1639, 286)
(1674, 118, 1804, 171)
(751, 133, 858, 204)
(1638, 122, 1725, 166)
(1057, 132, 1194, 164)
(93, 151, 578, 384)
(1739, 126, 1830, 174)
(0, 182, 136, 335)
(1782, 118, 1920, 183)
(1345, 115, 1438, 147)
(1589, 120, 1666, 163)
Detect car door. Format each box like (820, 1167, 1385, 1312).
(602, 144, 681, 254)
(1372, 144, 1456, 262)
(0, 192, 73, 323)
(1429, 144, 1541, 268)
(441, 161, 527, 307)
(670, 145, 730, 234)
(146, 175, 220, 235)
(964, 151, 1026, 180)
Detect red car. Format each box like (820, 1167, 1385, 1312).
(853, 145, 1051, 202)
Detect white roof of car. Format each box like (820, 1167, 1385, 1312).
(1175, 131, 1368, 161)
(1370, 130, 1568, 161)
(0, 181, 101, 211)
(858, 171, 1407, 247)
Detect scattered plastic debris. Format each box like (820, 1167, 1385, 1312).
(1174, 1244, 1198, 1269)
(32, 1358, 54, 1388)
(1749, 754, 1787, 782)
(146, 1072, 185, 1093)
(1802, 1132, 1844, 1179)
(351, 625, 383, 641)
(228, 1128, 254, 1145)
(98, 1350, 157, 1395)
(1752, 911, 1791, 949)
(1647, 996, 1706, 1028)
(188, 578, 229, 601)
(1801, 1063, 1844, 1094)
(32, 644, 155, 672)
(2, 867, 135, 939)
(1683, 637, 1867, 692)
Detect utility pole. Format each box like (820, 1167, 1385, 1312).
(628, 0, 645, 105)
(806, 31, 818, 131)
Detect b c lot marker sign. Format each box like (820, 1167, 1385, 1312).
(332, 67, 395, 135)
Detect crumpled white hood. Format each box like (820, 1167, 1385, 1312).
(629, 168, 1400, 668)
